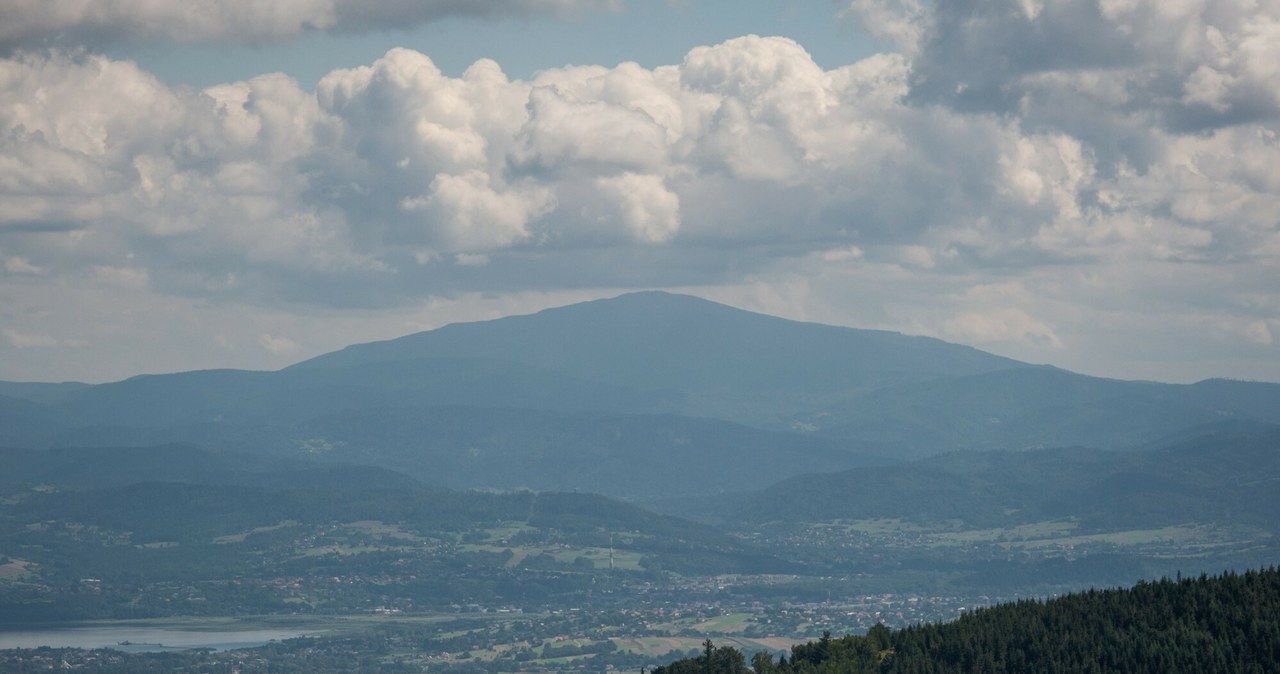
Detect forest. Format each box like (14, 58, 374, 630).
(656, 567, 1280, 674)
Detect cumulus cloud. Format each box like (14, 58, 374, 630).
(515, 82, 672, 172)
(402, 171, 555, 251)
(0, 0, 620, 50)
(594, 173, 681, 243)
(2, 33, 1276, 296)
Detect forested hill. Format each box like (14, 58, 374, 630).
(704, 422, 1280, 531)
(656, 567, 1280, 674)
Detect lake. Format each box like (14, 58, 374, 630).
(0, 625, 316, 652)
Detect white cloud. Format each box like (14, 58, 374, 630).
(998, 133, 1093, 220)
(402, 171, 555, 252)
(594, 173, 681, 243)
(258, 333, 298, 355)
(3, 328, 60, 348)
(843, 0, 931, 55)
(514, 82, 672, 172)
(1, 35, 1273, 288)
(944, 309, 1064, 349)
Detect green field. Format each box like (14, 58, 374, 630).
(809, 518, 1269, 557)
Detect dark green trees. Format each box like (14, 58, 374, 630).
(653, 640, 750, 674)
(658, 567, 1280, 674)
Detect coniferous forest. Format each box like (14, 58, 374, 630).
(655, 567, 1280, 674)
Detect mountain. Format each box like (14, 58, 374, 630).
(14, 291, 1015, 433)
(3, 291, 1280, 502)
(294, 291, 1021, 384)
(290, 291, 1026, 428)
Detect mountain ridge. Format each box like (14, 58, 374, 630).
(2, 291, 1279, 501)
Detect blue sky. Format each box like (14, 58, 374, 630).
(113, 1, 879, 88)
(1, 0, 1278, 385)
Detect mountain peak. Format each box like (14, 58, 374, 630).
(287, 292, 1024, 428)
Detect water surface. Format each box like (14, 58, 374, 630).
(0, 625, 313, 652)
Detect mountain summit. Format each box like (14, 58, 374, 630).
(291, 291, 1024, 424)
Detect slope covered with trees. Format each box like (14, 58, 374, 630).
(657, 567, 1280, 674)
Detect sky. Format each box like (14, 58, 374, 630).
(1, 0, 1278, 385)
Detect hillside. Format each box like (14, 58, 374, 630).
(0, 447, 793, 622)
(0, 407, 883, 501)
(656, 567, 1280, 674)
(814, 366, 1280, 453)
(711, 422, 1280, 533)
(221, 406, 880, 500)
(0, 444, 425, 492)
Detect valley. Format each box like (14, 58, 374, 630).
(2, 293, 1277, 671)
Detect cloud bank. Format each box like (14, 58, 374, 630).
(1, 0, 1277, 383)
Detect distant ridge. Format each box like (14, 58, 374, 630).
(3, 291, 1280, 504)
